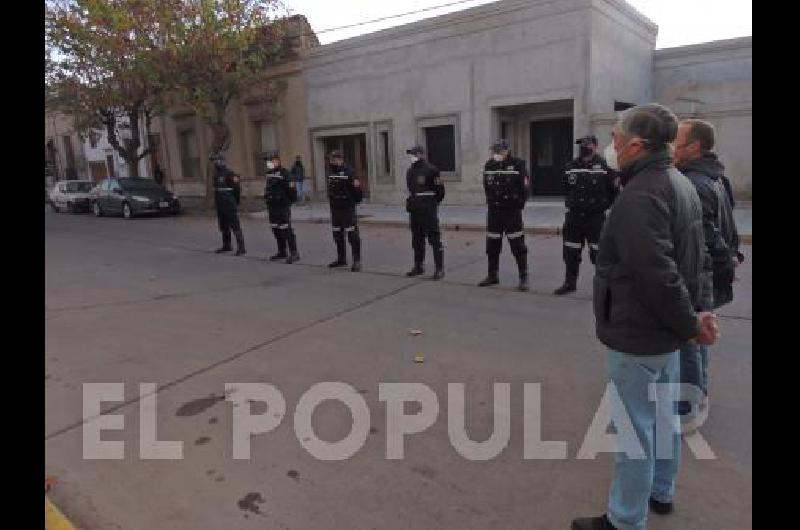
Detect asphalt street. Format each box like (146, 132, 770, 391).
(45, 209, 752, 530)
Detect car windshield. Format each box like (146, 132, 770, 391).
(120, 179, 163, 191)
(65, 182, 93, 193)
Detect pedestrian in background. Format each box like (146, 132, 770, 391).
(291, 155, 306, 203)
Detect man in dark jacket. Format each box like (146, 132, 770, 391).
(326, 150, 363, 272)
(263, 151, 299, 263)
(479, 139, 531, 291)
(673, 119, 740, 427)
(210, 155, 245, 256)
(572, 104, 719, 530)
(555, 134, 619, 295)
(405, 145, 445, 280)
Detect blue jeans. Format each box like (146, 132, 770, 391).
(606, 350, 681, 530)
(679, 342, 708, 415)
(295, 179, 305, 201)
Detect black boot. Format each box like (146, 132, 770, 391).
(555, 261, 579, 295)
(329, 234, 347, 267)
(515, 251, 529, 291)
(349, 231, 361, 272)
(270, 229, 287, 260)
(215, 231, 232, 253)
(571, 514, 617, 530)
(554, 281, 577, 295)
(233, 230, 246, 256)
(479, 253, 499, 287)
(286, 231, 299, 263)
(479, 275, 499, 287)
(406, 264, 424, 277)
(432, 248, 444, 280)
(649, 497, 674, 515)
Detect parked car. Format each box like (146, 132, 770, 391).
(49, 180, 94, 213)
(91, 178, 181, 218)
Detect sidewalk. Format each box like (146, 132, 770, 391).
(248, 199, 753, 243)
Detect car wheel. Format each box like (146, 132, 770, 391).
(93, 202, 103, 217)
(50, 201, 60, 213)
(172, 200, 181, 215)
(67, 202, 75, 214)
(122, 202, 133, 219)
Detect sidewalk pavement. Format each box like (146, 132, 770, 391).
(248, 199, 753, 242)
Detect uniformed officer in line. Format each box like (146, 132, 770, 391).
(210, 154, 246, 256)
(326, 150, 363, 272)
(480, 139, 531, 291)
(405, 145, 445, 280)
(553, 134, 618, 295)
(263, 151, 299, 264)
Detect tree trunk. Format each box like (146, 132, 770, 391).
(204, 105, 232, 207)
(102, 103, 151, 179)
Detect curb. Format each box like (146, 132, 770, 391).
(279, 217, 751, 241)
(45, 496, 78, 530)
(283, 216, 564, 236)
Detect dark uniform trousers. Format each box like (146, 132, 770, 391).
(562, 210, 605, 283)
(215, 191, 243, 249)
(409, 197, 443, 266)
(331, 205, 361, 262)
(268, 206, 297, 255)
(486, 207, 527, 275)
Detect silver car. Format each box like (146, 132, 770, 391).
(49, 180, 94, 213)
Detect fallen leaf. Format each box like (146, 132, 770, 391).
(45, 477, 57, 493)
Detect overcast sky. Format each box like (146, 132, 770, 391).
(284, 0, 751, 49)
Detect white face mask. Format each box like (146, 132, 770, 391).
(603, 143, 619, 171)
(408, 155, 419, 164)
(492, 154, 504, 162)
(265, 161, 275, 170)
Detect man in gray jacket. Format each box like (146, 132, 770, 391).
(572, 104, 719, 530)
(673, 119, 740, 429)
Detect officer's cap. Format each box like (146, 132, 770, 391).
(405, 145, 425, 155)
(575, 135, 598, 146)
(261, 150, 280, 161)
(491, 139, 510, 152)
(328, 149, 343, 158)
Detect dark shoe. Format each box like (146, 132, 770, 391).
(554, 282, 577, 295)
(478, 276, 499, 287)
(518, 274, 529, 292)
(286, 253, 300, 264)
(351, 261, 362, 272)
(328, 260, 348, 268)
(235, 248, 246, 256)
(270, 253, 288, 261)
(432, 268, 444, 280)
(214, 247, 232, 254)
(571, 514, 617, 530)
(649, 497, 674, 515)
(406, 265, 424, 277)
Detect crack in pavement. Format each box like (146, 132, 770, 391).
(45, 275, 430, 441)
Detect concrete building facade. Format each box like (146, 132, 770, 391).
(302, 0, 752, 204)
(150, 15, 319, 199)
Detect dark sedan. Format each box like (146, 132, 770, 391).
(91, 178, 181, 219)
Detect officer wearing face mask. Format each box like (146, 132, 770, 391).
(326, 150, 363, 271)
(405, 145, 445, 280)
(554, 135, 619, 295)
(210, 154, 246, 256)
(480, 139, 531, 291)
(263, 151, 299, 263)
